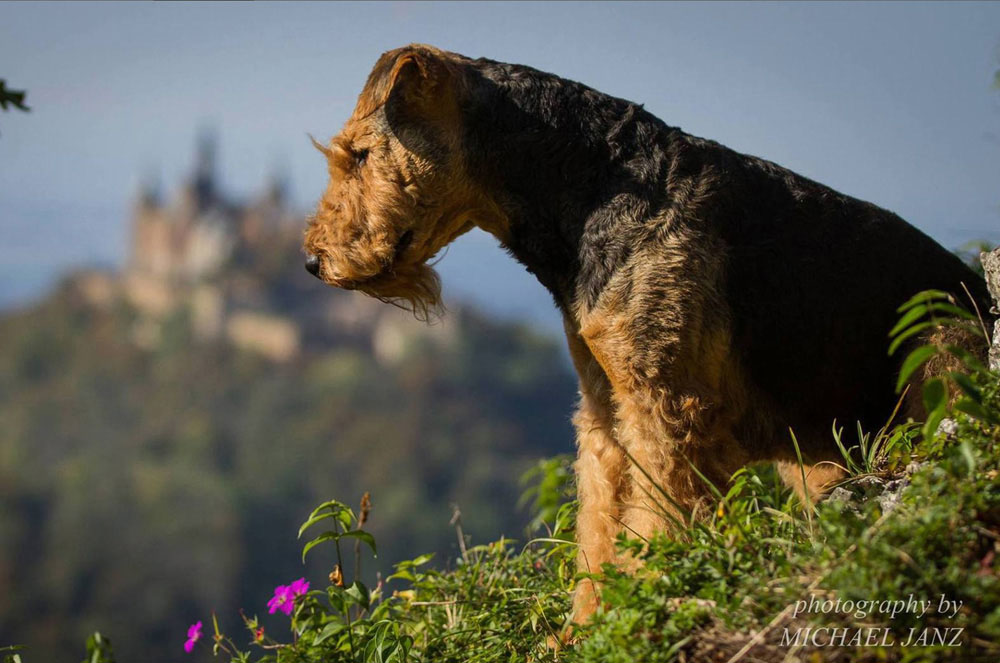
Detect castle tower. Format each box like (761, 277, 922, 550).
(128, 169, 173, 278)
(191, 128, 218, 212)
(241, 166, 291, 245)
(264, 170, 287, 207)
(136, 167, 162, 209)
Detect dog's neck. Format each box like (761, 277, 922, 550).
(459, 58, 680, 314)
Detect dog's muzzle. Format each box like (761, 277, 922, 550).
(304, 253, 321, 278)
(305, 229, 413, 285)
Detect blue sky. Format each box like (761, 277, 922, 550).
(2, 1, 999, 334)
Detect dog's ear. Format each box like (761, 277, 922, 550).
(385, 47, 449, 108)
(357, 45, 457, 126)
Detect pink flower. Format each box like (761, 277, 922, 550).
(289, 577, 310, 597)
(267, 585, 291, 615)
(183, 621, 202, 654)
(266, 578, 310, 616)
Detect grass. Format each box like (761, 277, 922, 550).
(185, 343, 998, 662)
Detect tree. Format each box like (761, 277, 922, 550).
(0, 79, 30, 135)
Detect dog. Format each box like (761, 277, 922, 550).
(302, 44, 993, 622)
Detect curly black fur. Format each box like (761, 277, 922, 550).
(456, 55, 992, 440)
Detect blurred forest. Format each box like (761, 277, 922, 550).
(0, 248, 576, 661)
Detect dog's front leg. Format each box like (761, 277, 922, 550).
(571, 396, 626, 622)
(577, 299, 747, 557)
(612, 389, 741, 542)
(564, 321, 627, 624)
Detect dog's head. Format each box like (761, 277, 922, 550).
(303, 44, 492, 319)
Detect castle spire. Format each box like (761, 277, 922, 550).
(192, 127, 217, 209)
(265, 166, 288, 206)
(137, 166, 161, 208)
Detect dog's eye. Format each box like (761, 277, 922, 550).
(355, 148, 369, 168)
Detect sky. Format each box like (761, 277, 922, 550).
(2, 1, 999, 335)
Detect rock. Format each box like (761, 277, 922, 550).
(936, 418, 959, 438)
(981, 248, 1000, 372)
(854, 475, 885, 491)
(877, 477, 910, 514)
(826, 487, 854, 504)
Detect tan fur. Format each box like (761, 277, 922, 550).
(304, 46, 505, 319)
(776, 461, 846, 504)
(563, 317, 627, 618)
(304, 45, 972, 626)
(303, 49, 828, 620)
(559, 225, 779, 618)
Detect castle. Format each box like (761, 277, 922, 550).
(74, 132, 459, 363)
(128, 132, 294, 285)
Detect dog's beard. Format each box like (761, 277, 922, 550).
(359, 261, 443, 322)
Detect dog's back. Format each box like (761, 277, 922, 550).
(684, 135, 992, 452)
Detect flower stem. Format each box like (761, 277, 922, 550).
(334, 525, 356, 659)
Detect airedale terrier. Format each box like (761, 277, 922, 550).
(302, 44, 993, 621)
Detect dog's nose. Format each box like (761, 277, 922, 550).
(304, 253, 321, 277)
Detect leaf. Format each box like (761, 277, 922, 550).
(684, 456, 724, 501)
(922, 377, 947, 414)
(298, 511, 339, 539)
(925, 301, 977, 321)
(949, 372, 983, 404)
(345, 580, 371, 609)
(921, 378, 948, 439)
(340, 530, 377, 557)
(789, 428, 815, 529)
(888, 322, 935, 356)
(299, 501, 357, 540)
(937, 318, 986, 338)
(895, 344, 938, 393)
(409, 553, 434, 566)
(944, 344, 990, 376)
(896, 289, 951, 312)
(954, 398, 1000, 425)
(307, 500, 353, 521)
(923, 409, 947, 441)
(302, 531, 340, 563)
(313, 621, 346, 646)
(960, 440, 977, 474)
(830, 421, 862, 476)
(375, 620, 391, 656)
(889, 304, 928, 337)
(0, 80, 30, 112)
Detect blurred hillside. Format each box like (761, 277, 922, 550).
(0, 137, 576, 662)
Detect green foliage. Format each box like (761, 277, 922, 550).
(4, 284, 994, 661)
(518, 454, 575, 534)
(831, 418, 920, 478)
(1, 645, 24, 663)
(300, 499, 377, 563)
(81, 633, 115, 663)
(0, 284, 575, 662)
(890, 289, 990, 439)
(196, 487, 575, 663)
(161, 288, 998, 662)
(3, 257, 996, 663)
(0, 78, 29, 136)
(0, 79, 29, 112)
